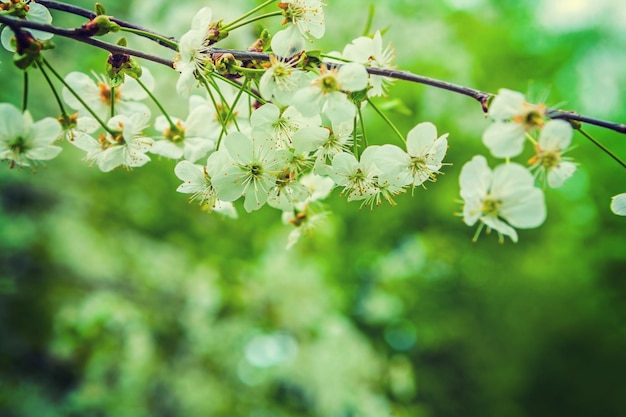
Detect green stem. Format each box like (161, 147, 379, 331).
(120, 27, 179, 50)
(36, 60, 67, 117)
(232, 65, 266, 76)
(362, 5, 375, 36)
(352, 116, 359, 158)
(319, 53, 351, 63)
(223, 11, 283, 32)
(42, 57, 114, 134)
(226, 78, 248, 131)
(524, 132, 537, 145)
(110, 86, 115, 118)
(135, 77, 177, 129)
(357, 105, 368, 148)
(577, 128, 626, 170)
(367, 97, 405, 144)
(222, 0, 278, 30)
(202, 79, 229, 144)
(214, 73, 265, 104)
(22, 71, 28, 111)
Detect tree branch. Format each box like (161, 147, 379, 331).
(2, 11, 625, 136)
(0, 14, 174, 67)
(37, 0, 177, 50)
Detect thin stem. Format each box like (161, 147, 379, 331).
(225, 77, 248, 131)
(110, 86, 115, 118)
(37, 0, 178, 50)
(36, 60, 67, 117)
(223, 11, 283, 32)
(213, 73, 265, 104)
(577, 128, 626, 170)
(223, 0, 278, 30)
(352, 116, 359, 158)
(22, 71, 28, 111)
(42, 57, 113, 134)
(120, 27, 178, 50)
(135, 77, 176, 129)
(362, 5, 375, 36)
(524, 132, 537, 145)
(357, 105, 368, 148)
(202, 79, 229, 145)
(367, 97, 405, 144)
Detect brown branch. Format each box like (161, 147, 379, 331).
(0, 14, 174, 68)
(2, 11, 625, 136)
(37, 0, 177, 50)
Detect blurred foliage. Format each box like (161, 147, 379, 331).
(1, 0, 626, 416)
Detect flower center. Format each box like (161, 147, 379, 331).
(409, 156, 426, 173)
(249, 163, 263, 176)
(319, 73, 339, 93)
(9, 136, 28, 154)
(164, 121, 186, 142)
(482, 197, 502, 217)
(538, 151, 560, 169)
(98, 82, 121, 105)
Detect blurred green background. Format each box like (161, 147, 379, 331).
(2, 0, 626, 416)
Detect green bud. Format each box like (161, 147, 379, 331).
(95, 3, 107, 16)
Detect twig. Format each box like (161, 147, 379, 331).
(37, 0, 177, 49)
(0, 14, 174, 67)
(2, 14, 626, 136)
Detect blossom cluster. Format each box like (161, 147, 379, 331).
(458, 88, 583, 242)
(0, 0, 623, 246)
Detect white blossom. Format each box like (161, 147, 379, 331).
(329, 149, 380, 203)
(151, 103, 216, 162)
(377, 122, 448, 187)
(174, 7, 214, 96)
(75, 112, 153, 172)
(206, 129, 290, 212)
(174, 159, 237, 217)
(62, 69, 154, 120)
(271, 0, 325, 57)
(529, 119, 576, 188)
(342, 30, 395, 96)
(250, 103, 320, 149)
(259, 55, 309, 105)
(292, 63, 368, 124)
(459, 155, 546, 242)
(0, 103, 62, 168)
(483, 88, 546, 158)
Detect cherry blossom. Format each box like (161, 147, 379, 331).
(459, 155, 546, 242)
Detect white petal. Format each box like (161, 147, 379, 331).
(546, 161, 577, 188)
(406, 122, 437, 157)
(337, 63, 368, 91)
(250, 103, 280, 127)
(488, 89, 526, 120)
(271, 25, 306, 58)
(0, 103, 25, 140)
(610, 193, 626, 216)
(191, 7, 213, 31)
(482, 122, 526, 158)
(491, 163, 535, 199)
(538, 119, 573, 151)
(459, 155, 492, 200)
(151, 140, 184, 159)
(500, 187, 546, 229)
(481, 216, 519, 242)
(31, 117, 62, 145)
